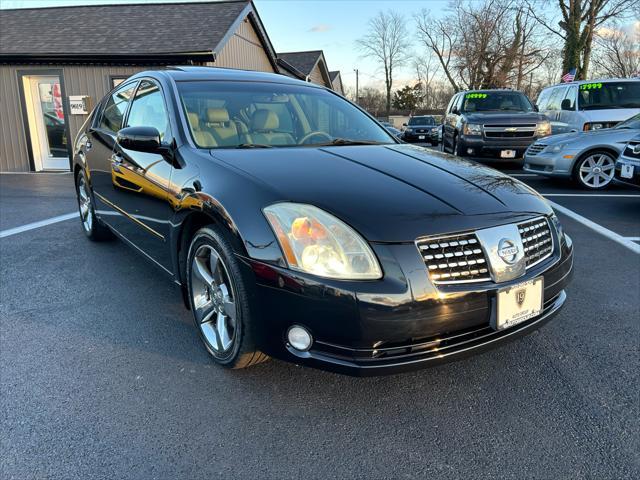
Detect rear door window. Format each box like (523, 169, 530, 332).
(99, 82, 137, 133)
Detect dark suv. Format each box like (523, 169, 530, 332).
(442, 90, 551, 160)
(402, 115, 439, 145)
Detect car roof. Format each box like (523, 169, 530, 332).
(130, 66, 318, 87)
(542, 78, 639, 90)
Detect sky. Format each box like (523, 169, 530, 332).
(0, 0, 453, 91)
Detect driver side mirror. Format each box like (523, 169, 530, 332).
(117, 126, 171, 155)
(560, 99, 573, 111)
(533, 104, 540, 112)
(402, 123, 407, 127)
(451, 107, 460, 115)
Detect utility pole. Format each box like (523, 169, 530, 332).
(353, 68, 359, 104)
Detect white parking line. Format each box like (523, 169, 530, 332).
(0, 212, 78, 239)
(625, 237, 640, 241)
(543, 193, 640, 198)
(548, 201, 640, 254)
(510, 174, 539, 177)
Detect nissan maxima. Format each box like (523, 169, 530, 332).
(73, 67, 573, 376)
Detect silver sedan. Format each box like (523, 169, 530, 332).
(523, 114, 640, 189)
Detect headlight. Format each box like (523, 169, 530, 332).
(536, 120, 551, 137)
(263, 203, 382, 280)
(584, 122, 604, 131)
(550, 213, 565, 241)
(549, 143, 569, 153)
(405, 128, 413, 133)
(463, 123, 482, 136)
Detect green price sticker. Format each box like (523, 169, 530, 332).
(580, 83, 603, 91)
(466, 93, 488, 99)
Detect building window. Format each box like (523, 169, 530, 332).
(110, 76, 130, 89)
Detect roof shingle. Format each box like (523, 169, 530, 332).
(0, 1, 249, 57)
(277, 50, 323, 76)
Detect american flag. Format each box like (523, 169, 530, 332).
(561, 68, 576, 83)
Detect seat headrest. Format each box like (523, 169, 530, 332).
(187, 112, 200, 129)
(207, 108, 230, 124)
(251, 109, 279, 131)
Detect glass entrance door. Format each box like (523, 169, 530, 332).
(23, 75, 69, 170)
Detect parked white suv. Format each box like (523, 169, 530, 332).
(537, 79, 640, 132)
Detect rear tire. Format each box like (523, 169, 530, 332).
(75, 170, 113, 241)
(186, 225, 268, 369)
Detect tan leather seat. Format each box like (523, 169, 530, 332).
(187, 112, 217, 148)
(205, 108, 239, 147)
(250, 109, 295, 146)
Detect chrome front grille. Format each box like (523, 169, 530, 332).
(483, 124, 536, 139)
(519, 218, 553, 268)
(418, 217, 555, 285)
(526, 144, 546, 156)
(417, 233, 490, 284)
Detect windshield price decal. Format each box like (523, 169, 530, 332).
(580, 83, 603, 91)
(466, 93, 488, 99)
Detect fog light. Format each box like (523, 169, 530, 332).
(467, 148, 474, 155)
(287, 325, 313, 351)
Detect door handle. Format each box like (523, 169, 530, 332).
(85, 140, 93, 151)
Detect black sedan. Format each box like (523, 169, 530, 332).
(73, 67, 573, 376)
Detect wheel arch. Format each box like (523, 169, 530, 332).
(571, 146, 619, 178)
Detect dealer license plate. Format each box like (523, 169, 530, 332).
(418, 135, 425, 140)
(500, 150, 516, 159)
(495, 277, 543, 330)
(621, 164, 634, 179)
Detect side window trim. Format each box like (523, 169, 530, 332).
(95, 79, 139, 135)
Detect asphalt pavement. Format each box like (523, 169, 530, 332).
(1, 164, 639, 480)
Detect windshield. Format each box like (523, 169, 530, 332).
(461, 92, 534, 113)
(579, 81, 640, 110)
(177, 81, 395, 149)
(614, 113, 640, 130)
(408, 117, 435, 126)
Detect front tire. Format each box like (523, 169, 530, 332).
(75, 171, 112, 241)
(186, 225, 268, 369)
(573, 151, 616, 190)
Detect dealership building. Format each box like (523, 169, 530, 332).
(0, 0, 342, 173)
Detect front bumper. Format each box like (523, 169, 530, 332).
(458, 135, 541, 159)
(523, 148, 579, 178)
(613, 158, 640, 188)
(404, 129, 438, 143)
(243, 229, 574, 376)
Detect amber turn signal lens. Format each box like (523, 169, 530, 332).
(291, 217, 327, 241)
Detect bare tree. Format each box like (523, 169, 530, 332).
(416, 1, 549, 90)
(526, 0, 637, 80)
(356, 11, 411, 115)
(356, 87, 387, 117)
(415, 10, 461, 91)
(592, 22, 640, 77)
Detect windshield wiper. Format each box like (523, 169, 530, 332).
(236, 143, 273, 149)
(316, 138, 386, 146)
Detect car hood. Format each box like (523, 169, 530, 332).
(542, 127, 640, 146)
(582, 108, 640, 123)
(210, 144, 552, 242)
(464, 112, 546, 124)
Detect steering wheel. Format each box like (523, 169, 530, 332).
(298, 131, 332, 145)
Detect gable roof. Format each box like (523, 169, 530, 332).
(0, 0, 274, 64)
(329, 70, 344, 94)
(277, 50, 333, 88)
(277, 51, 325, 77)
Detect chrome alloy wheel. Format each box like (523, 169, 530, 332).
(190, 244, 238, 355)
(77, 176, 93, 232)
(578, 153, 615, 189)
